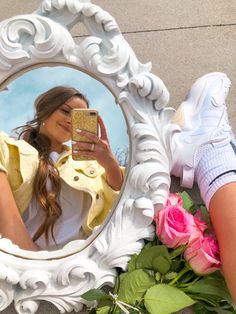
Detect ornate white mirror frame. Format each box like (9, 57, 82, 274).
(0, 1, 177, 313)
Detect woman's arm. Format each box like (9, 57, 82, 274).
(209, 182, 236, 304)
(0, 172, 38, 251)
(99, 151, 124, 191)
(72, 116, 124, 191)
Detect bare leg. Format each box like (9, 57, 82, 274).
(209, 182, 236, 304)
(0, 172, 37, 251)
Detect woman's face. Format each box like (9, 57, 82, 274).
(40, 96, 87, 152)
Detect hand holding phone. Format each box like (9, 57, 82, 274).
(71, 109, 98, 160)
(71, 112, 123, 190)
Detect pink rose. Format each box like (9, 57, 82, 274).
(154, 204, 196, 248)
(166, 193, 183, 207)
(193, 209, 208, 233)
(184, 233, 221, 274)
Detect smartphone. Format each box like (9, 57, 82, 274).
(71, 109, 98, 160)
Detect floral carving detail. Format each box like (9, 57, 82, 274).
(0, 15, 75, 71)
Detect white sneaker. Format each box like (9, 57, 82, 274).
(170, 72, 232, 188)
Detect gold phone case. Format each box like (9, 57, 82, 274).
(71, 109, 98, 161)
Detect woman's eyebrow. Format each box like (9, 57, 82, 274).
(62, 103, 73, 110)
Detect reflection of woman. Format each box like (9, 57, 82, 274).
(0, 86, 123, 251)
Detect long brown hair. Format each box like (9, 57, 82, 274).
(16, 86, 89, 244)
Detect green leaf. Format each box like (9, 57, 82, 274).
(136, 246, 171, 270)
(195, 302, 236, 314)
(95, 306, 111, 314)
(198, 205, 211, 227)
(143, 241, 155, 249)
(114, 272, 128, 295)
(118, 269, 156, 305)
(205, 307, 236, 314)
(155, 272, 161, 282)
(152, 256, 171, 274)
(180, 191, 195, 212)
(117, 272, 129, 287)
(189, 294, 220, 307)
(81, 289, 111, 302)
(164, 272, 177, 281)
(170, 245, 186, 259)
(144, 284, 195, 314)
(194, 303, 213, 314)
(184, 277, 233, 304)
(128, 254, 138, 272)
(112, 307, 122, 314)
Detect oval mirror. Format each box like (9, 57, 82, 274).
(0, 65, 129, 252)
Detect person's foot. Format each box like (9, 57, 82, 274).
(170, 72, 232, 188)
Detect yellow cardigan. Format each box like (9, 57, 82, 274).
(0, 132, 120, 235)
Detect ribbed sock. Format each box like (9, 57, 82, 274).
(196, 141, 236, 208)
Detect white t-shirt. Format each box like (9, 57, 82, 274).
(22, 152, 91, 250)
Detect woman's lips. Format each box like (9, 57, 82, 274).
(59, 124, 71, 133)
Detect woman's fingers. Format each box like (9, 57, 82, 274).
(72, 116, 112, 165)
(75, 129, 100, 143)
(73, 141, 96, 152)
(98, 116, 109, 141)
(75, 115, 108, 143)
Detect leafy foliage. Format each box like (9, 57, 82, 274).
(82, 192, 235, 314)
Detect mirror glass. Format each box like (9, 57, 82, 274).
(0, 65, 129, 252)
